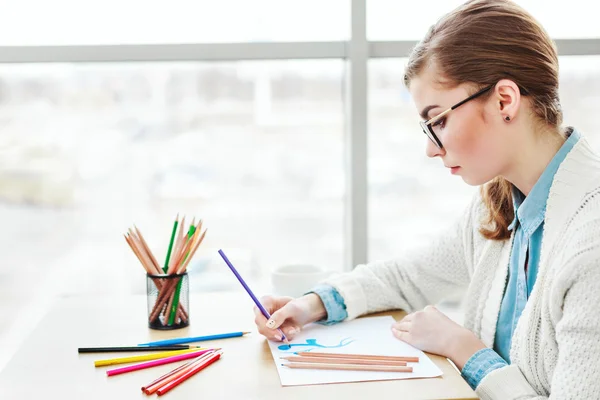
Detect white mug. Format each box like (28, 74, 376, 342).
(271, 264, 332, 298)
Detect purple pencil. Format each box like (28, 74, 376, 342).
(217, 249, 289, 345)
(106, 349, 214, 376)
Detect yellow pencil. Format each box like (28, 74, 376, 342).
(94, 348, 207, 367)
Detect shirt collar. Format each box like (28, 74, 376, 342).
(508, 128, 581, 235)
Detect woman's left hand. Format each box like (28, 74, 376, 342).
(391, 305, 486, 368)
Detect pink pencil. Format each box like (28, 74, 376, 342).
(106, 349, 214, 376)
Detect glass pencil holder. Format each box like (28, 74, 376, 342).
(146, 272, 190, 330)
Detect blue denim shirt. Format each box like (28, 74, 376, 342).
(310, 129, 581, 390)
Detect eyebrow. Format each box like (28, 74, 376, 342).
(419, 105, 440, 120)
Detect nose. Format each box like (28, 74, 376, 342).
(425, 138, 445, 158)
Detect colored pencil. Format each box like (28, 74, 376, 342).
(168, 224, 196, 326)
(147, 221, 207, 325)
(295, 351, 419, 363)
(280, 355, 408, 366)
(106, 348, 215, 376)
(282, 362, 413, 373)
(139, 331, 251, 347)
(141, 359, 196, 392)
(163, 215, 179, 273)
(142, 358, 202, 395)
(124, 233, 188, 323)
(142, 351, 214, 395)
(218, 249, 289, 345)
(78, 345, 202, 353)
(156, 351, 223, 396)
(134, 225, 162, 273)
(94, 348, 205, 367)
(125, 216, 206, 328)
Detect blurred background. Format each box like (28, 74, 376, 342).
(0, 0, 599, 368)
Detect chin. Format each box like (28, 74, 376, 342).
(461, 175, 489, 186)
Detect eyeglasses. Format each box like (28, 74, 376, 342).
(420, 84, 494, 149)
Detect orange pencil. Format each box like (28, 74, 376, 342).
(295, 351, 419, 363)
(157, 350, 223, 396)
(141, 359, 196, 392)
(143, 351, 214, 395)
(283, 362, 413, 373)
(281, 355, 408, 366)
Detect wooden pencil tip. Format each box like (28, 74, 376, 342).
(243, 331, 252, 335)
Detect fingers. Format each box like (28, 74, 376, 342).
(253, 296, 300, 341)
(258, 296, 276, 314)
(266, 305, 294, 330)
(254, 311, 281, 341)
(281, 325, 301, 339)
(391, 326, 411, 344)
(392, 315, 413, 344)
(254, 296, 277, 339)
(400, 314, 413, 323)
(392, 320, 411, 332)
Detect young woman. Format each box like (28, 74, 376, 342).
(253, 1, 600, 398)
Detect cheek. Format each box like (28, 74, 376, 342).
(444, 120, 503, 181)
(444, 122, 483, 159)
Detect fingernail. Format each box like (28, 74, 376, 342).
(266, 320, 275, 328)
(275, 333, 283, 341)
(288, 328, 297, 335)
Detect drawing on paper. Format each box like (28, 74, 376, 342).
(278, 337, 354, 352)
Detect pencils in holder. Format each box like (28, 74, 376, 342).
(124, 215, 207, 330)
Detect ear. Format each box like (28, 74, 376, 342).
(493, 79, 521, 122)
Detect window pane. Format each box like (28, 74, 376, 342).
(0, 0, 349, 45)
(559, 56, 600, 149)
(368, 0, 600, 40)
(368, 58, 476, 260)
(368, 56, 600, 261)
(0, 60, 344, 296)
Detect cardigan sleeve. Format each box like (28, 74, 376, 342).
(476, 251, 600, 399)
(318, 194, 481, 319)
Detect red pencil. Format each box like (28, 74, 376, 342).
(141, 359, 195, 393)
(142, 351, 214, 395)
(156, 350, 222, 396)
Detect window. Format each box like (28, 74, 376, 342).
(368, 0, 600, 40)
(0, 0, 349, 45)
(0, 60, 345, 292)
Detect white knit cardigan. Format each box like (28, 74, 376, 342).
(322, 135, 600, 399)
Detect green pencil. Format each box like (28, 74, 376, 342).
(163, 215, 179, 273)
(168, 224, 196, 326)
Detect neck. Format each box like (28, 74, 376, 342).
(503, 125, 565, 196)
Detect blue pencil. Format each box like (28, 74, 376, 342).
(218, 249, 290, 345)
(139, 331, 251, 347)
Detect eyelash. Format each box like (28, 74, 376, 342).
(431, 117, 446, 129)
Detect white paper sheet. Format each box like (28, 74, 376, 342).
(268, 316, 443, 386)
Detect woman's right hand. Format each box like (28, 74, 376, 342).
(254, 293, 327, 341)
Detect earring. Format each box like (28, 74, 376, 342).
(505, 116, 510, 121)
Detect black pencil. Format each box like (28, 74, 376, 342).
(78, 345, 203, 353)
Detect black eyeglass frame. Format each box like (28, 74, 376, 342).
(419, 84, 494, 149)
